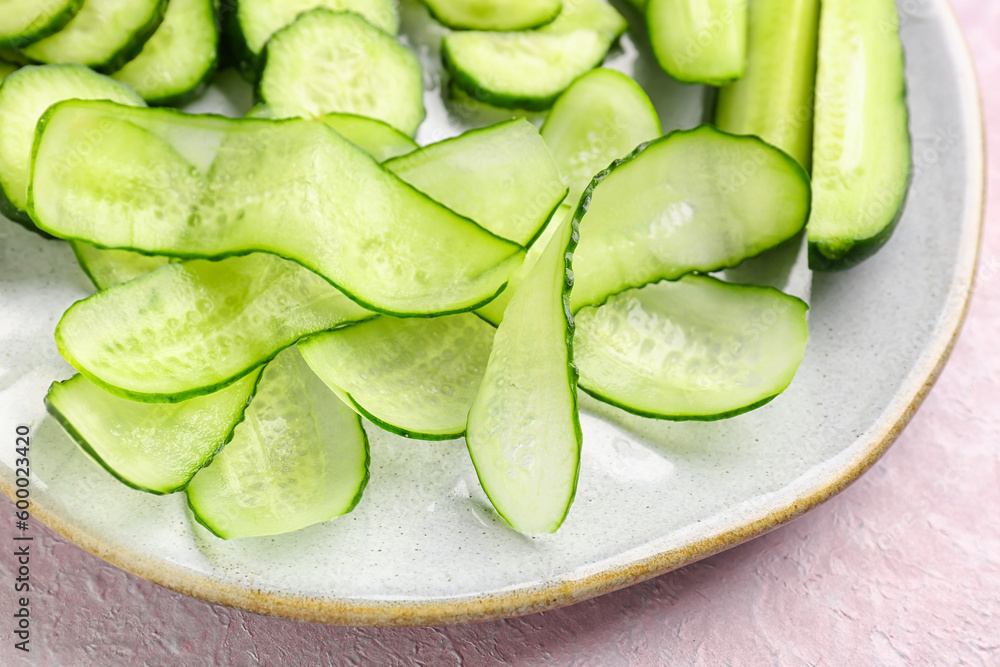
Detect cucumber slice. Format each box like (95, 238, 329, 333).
(646, 0, 748, 85)
(714, 0, 819, 170)
(300, 314, 495, 440)
(0, 0, 82, 49)
(29, 101, 523, 316)
(21, 0, 168, 72)
(466, 212, 580, 534)
(229, 0, 399, 80)
(0, 65, 144, 227)
(442, 0, 627, 110)
(110, 0, 219, 106)
(807, 0, 911, 271)
(570, 125, 811, 311)
(70, 242, 171, 290)
(384, 119, 567, 246)
(248, 105, 418, 163)
(55, 254, 375, 402)
(575, 275, 809, 420)
(423, 0, 562, 31)
(259, 9, 424, 136)
(186, 347, 370, 540)
(46, 371, 261, 494)
(540, 68, 661, 206)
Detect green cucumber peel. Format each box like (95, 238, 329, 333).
(45, 370, 262, 495)
(423, 0, 562, 31)
(185, 347, 370, 540)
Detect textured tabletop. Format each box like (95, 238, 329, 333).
(2, 1, 998, 664)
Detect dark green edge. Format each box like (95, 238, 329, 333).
(27, 100, 525, 319)
(569, 124, 812, 313)
(248, 105, 420, 158)
(441, 31, 616, 111)
(0, 0, 83, 50)
(45, 368, 265, 495)
(808, 18, 913, 272)
(422, 0, 562, 32)
(465, 209, 583, 534)
(644, 0, 746, 86)
(121, 0, 221, 108)
(222, 0, 260, 83)
(576, 276, 810, 421)
(255, 8, 426, 137)
(539, 67, 663, 138)
(185, 409, 372, 540)
(22, 0, 169, 73)
(384, 118, 569, 247)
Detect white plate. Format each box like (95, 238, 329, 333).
(0, 0, 982, 625)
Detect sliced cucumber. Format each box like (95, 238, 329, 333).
(259, 9, 424, 136)
(384, 119, 567, 246)
(714, 0, 820, 170)
(423, 0, 561, 31)
(442, 0, 627, 110)
(229, 0, 399, 80)
(70, 242, 171, 290)
(300, 314, 495, 440)
(646, 0, 748, 85)
(570, 125, 810, 311)
(808, 0, 911, 270)
(0, 0, 82, 49)
(110, 0, 218, 106)
(21, 0, 168, 72)
(576, 275, 808, 420)
(46, 371, 261, 494)
(30, 101, 523, 316)
(186, 347, 369, 540)
(540, 68, 661, 206)
(466, 212, 580, 534)
(0, 65, 144, 227)
(55, 254, 374, 402)
(248, 104, 418, 162)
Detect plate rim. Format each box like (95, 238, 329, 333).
(0, 0, 986, 627)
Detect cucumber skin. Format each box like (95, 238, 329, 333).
(23, 0, 170, 73)
(571, 125, 812, 313)
(0, 0, 84, 50)
(186, 413, 372, 540)
(223, 1, 261, 82)
(424, 1, 562, 32)
(44, 370, 264, 495)
(441, 37, 611, 112)
(339, 390, 465, 441)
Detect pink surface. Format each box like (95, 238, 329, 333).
(2, 1, 999, 664)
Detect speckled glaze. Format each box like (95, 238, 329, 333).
(0, 0, 983, 628)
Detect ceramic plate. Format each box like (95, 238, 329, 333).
(0, 0, 983, 626)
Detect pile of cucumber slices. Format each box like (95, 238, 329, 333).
(0, 0, 910, 537)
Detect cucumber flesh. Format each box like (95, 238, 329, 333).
(0, 0, 82, 49)
(110, 0, 218, 106)
(70, 242, 171, 290)
(248, 105, 418, 163)
(714, 0, 820, 170)
(259, 9, 424, 136)
(423, 0, 562, 31)
(442, 0, 627, 110)
(0, 65, 144, 226)
(21, 0, 168, 72)
(570, 125, 811, 311)
(540, 68, 661, 207)
(466, 212, 580, 534)
(232, 0, 399, 78)
(300, 314, 495, 440)
(575, 275, 809, 420)
(30, 101, 523, 317)
(807, 0, 911, 270)
(384, 119, 567, 246)
(186, 347, 370, 540)
(646, 0, 748, 85)
(55, 254, 375, 402)
(46, 371, 261, 494)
